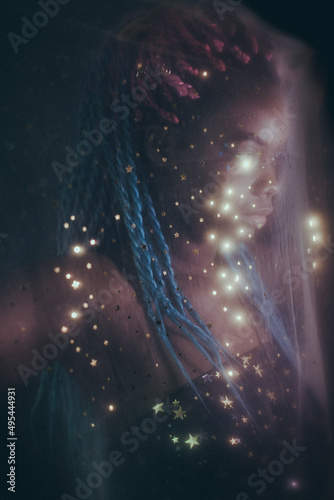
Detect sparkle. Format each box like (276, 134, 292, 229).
(185, 434, 199, 449)
(73, 245, 82, 254)
(125, 165, 133, 173)
(86, 262, 92, 269)
(171, 436, 179, 444)
(230, 437, 240, 445)
(152, 402, 165, 415)
(90, 359, 97, 367)
(173, 406, 187, 420)
(253, 364, 263, 377)
(90, 239, 96, 245)
(70, 311, 78, 319)
(71, 280, 80, 289)
(66, 273, 71, 279)
(115, 214, 121, 221)
(220, 396, 233, 409)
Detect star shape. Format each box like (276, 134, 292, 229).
(185, 434, 199, 449)
(172, 399, 180, 406)
(152, 402, 165, 415)
(241, 416, 248, 424)
(90, 359, 97, 367)
(253, 364, 263, 377)
(173, 406, 187, 420)
(241, 355, 251, 368)
(171, 436, 179, 444)
(215, 371, 221, 378)
(230, 437, 240, 445)
(180, 174, 187, 181)
(125, 165, 133, 173)
(174, 232, 179, 238)
(266, 390, 276, 402)
(193, 248, 199, 254)
(220, 396, 233, 409)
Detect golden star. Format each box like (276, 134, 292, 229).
(174, 232, 179, 238)
(241, 355, 251, 368)
(220, 396, 233, 409)
(266, 390, 276, 402)
(253, 364, 263, 377)
(180, 174, 187, 181)
(193, 248, 199, 254)
(171, 436, 179, 443)
(230, 437, 240, 445)
(90, 359, 97, 367)
(241, 416, 248, 424)
(125, 165, 133, 173)
(172, 399, 180, 406)
(152, 402, 165, 415)
(185, 434, 199, 449)
(173, 406, 187, 420)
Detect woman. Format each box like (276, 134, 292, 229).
(2, 2, 331, 499)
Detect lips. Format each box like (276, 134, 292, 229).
(241, 209, 272, 229)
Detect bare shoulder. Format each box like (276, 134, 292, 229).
(0, 251, 147, 388)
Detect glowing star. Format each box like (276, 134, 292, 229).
(215, 371, 221, 378)
(86, 262, 92, 269)
(152, 402, 165, 415)
(173, 406, 187, 420)
(266, 390, 276, 402)
(253, 365, 263, 377)
(115, 214, 121, 221)
(125, 165, 133, 173)
(71, 280, 80, 289)
(241, 416, 248, 424)
(220, 396, 233, 409)
(185, 434, 199, 449)
(241, 355, 251, 368)
(172, 399, 180, 406)
(230, 437, 240, 445)
(171, 436, 179, 444)
(73, 245, 82, 254)
(174, 232, 179, 238)
(193, 248, 199, 254)
(90, 359, 97, 367)
(180, 174, 187, 181)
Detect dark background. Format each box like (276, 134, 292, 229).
(0, 0, 333, 497)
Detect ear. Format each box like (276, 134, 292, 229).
(145, 124, 176, 166)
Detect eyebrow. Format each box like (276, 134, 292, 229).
(227, 131, 267, 146)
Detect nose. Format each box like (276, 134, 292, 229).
(251, 163, 279, 198)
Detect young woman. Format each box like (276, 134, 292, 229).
(2, 2, 331, 499)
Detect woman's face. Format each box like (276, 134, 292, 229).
(198, 81, 288, 244)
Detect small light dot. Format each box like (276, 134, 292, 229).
(70, 215, 76, 221)
(90, 239, 96, 246)
(64, 222, 69, 229)
(73, 245, 82, 254)
(71, 311, 78, 319)
(66, 273, 71, 279)
(212, 291, 217, 296)
(54, 267, 60, 273)
(61, 326, 68, 333)
(82, 226, 87, 232)
(108, 405, 114, 412)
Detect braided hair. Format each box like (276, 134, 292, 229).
(57, 3, 295, 411)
